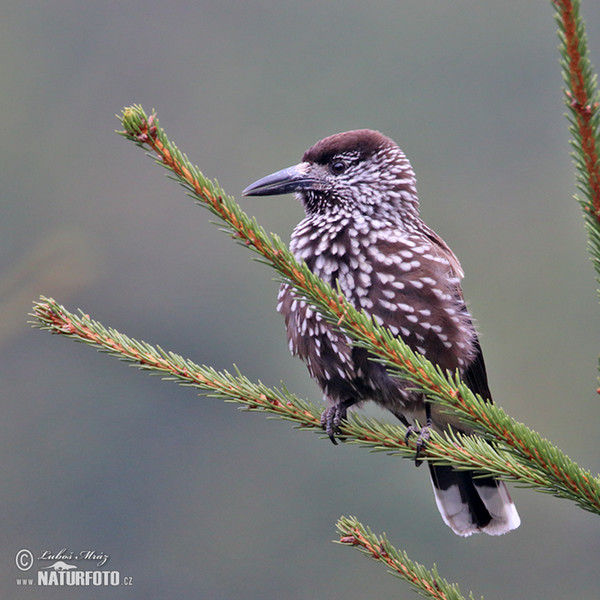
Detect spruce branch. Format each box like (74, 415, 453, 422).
(114, 105, 600, 515)
(553, 1, 600, 279)
(35, 296, 584, 516)
(336, 516, 475, 600)
(31, 289, 600, 516)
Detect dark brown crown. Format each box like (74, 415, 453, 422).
(302, 129, 395, 165)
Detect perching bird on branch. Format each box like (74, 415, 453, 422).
(243, 129, 520, 537)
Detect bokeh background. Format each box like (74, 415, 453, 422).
(3, 1, 600, 598)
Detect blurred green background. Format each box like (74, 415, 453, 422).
(3, 1, 600, 598)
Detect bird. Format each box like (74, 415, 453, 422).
(242, 129, 520, 537)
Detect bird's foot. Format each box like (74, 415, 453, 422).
(320, 404, 348, 445)
(405, 424, 431, 467)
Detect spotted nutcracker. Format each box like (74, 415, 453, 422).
(242, 129, 520, 537)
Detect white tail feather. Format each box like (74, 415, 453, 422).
(430, 475, 520, 537)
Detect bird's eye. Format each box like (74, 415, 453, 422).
(329, 160, 346, 175)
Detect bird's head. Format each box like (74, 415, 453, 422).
(242, 129, 419, 222)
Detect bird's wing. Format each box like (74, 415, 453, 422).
(358, 231, 475, 375)
(416, 227, 494, 403)
(420, 226, 464, 278)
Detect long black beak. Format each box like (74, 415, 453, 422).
(242, 163, 315, 196)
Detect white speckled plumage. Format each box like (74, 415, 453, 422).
(244, 129, 519, 537)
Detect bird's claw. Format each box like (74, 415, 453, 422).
(320, 404, 348, 444)
(405, 424, 431, 466)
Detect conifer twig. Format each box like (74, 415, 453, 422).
(336, 516, 474, 600)
(554, 0, 600, 277)
(31, 294, 600, 515)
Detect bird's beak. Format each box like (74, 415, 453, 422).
(242, 162, 316, 196)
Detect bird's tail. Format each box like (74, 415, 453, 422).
(428, 463, 520, 537)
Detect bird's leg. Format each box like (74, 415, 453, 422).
(405, 402, 432, 466)
(321, 399, 355, 445)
